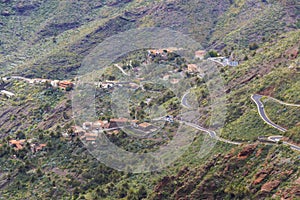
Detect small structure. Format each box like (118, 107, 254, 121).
(195, 50, 206, 59)
(51, 80, 60, 87)
(163, 75, 170, 81)
(9, 139, 26, 150)
(83, 122, 92, 130)
(0, 90, 15, 98)
(2, 77, 11, 82)
(148, 49, 172, 56)
(36, 144, 47, 151)
(81, 133, 98, 142)
(99, 81, 114, 89)
(31, 143, 47, 152)
(165, 115, 174, 123)
(93, 120, 109, 129)
(222, 58, 239, 67)
(58, 81, 73, 90)
(187, 64, 198, 73)
(34, 78, 50, 84)
(138, 122, 158, 134)
(71, 126, 86, 137)
(170, 78, 180, 84)
(147, 49, 173, 60)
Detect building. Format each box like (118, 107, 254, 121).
(81, 133, 98, 142)
(147, 49, 173, 60)
(94, 120, 110, 129)
(170, 78, 180, 84)
(222, 58, 239, 67)
(51, 80, 60, 87)
(83, 122, 92, 130)
(9, 139, 26, 150)
(36, 144, 47, 151)
(187, 64, 198, 73)
(58, 81, 73, 90)
(71, 126, 86, 137)
(34, 78, 50, 84)
(31, 143, 47, 152)
(165, 115, 174, 123)
(195, 50, 206, 59)
(0, 90, 15, 98)
(138, 122, 158, 134)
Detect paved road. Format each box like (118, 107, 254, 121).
(252, 94, 300, 151)
(179, 120, 242, 145)
(268, 136, 300, 151)
(152, 117, 238, 144)
(181, 92, 193, 109)
(251, 94, 287, 132)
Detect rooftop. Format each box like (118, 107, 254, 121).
(138, 122, 152, 128)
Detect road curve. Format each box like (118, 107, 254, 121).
(179, 120, 242, 145)
(252, 94, 300, 152)
(251, 94, 287, 132)
(181, 92, 193, 109)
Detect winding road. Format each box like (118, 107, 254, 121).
(181, 91, 193, 109)
(180, 121, 241, 145)
(251, 94, 287, 132)
(3, 75, 299, 151)
(252, 94, 300, 151)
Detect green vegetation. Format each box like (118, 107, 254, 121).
(0, 0, 299, 199)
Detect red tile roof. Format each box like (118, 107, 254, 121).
(138, 122, 152, 128)
(9, 139, 26, 150)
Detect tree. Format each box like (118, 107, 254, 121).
(208, 50, 218, 57)
(36, 167, 43, 177)
(131, 60, 140, 68)
(249, 43, 259, 50)
(16, 131, 26, 139)
(137, 185, 147, 199)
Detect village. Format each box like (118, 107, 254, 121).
(68, 117, 167, 143)
(0, 138, 47, 153)
(0, 48, 239, 99)
(0, 48, 238, 151)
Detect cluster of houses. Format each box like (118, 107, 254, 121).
(147, 49, 173, 60)
(7, 139, 47, 153)
(26, 78, 74, 90)
(70, 117, 160, 142)
(2, 76, 74, 91)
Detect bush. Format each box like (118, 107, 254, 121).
(249, 43, 259, 50)
(208, 50, 218, 57)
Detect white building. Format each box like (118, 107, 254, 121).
(1, 90, 15, 98)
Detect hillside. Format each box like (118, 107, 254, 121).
(0, 0, 299, 199)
